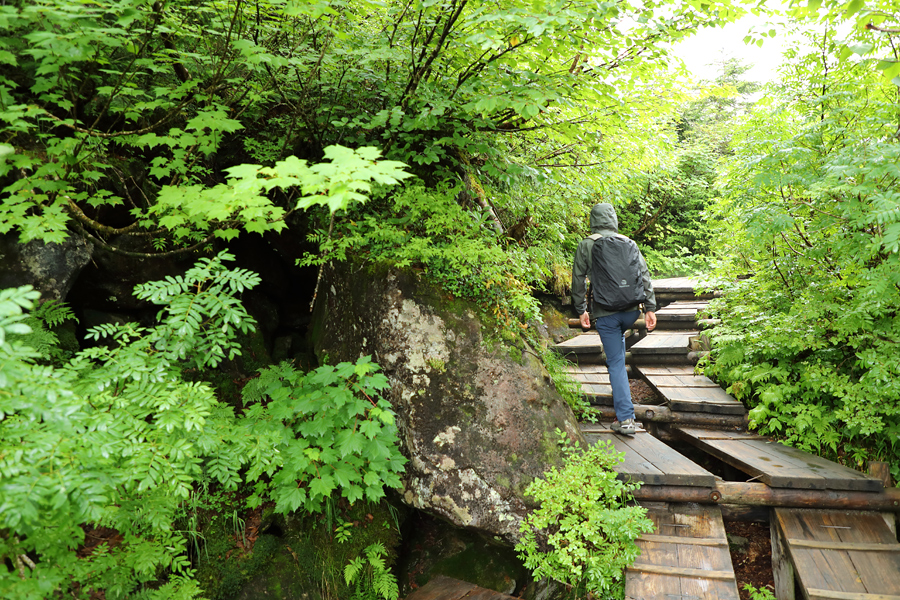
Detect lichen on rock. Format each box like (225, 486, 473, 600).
(312, 260, 584, 545)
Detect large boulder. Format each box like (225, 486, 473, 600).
(311, 261, 584, 545)
(0, 233, 92, 301)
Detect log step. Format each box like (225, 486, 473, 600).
(772, 508, 900, 600)
(629, 330, 696, 359)
(626, 503, 740, 599)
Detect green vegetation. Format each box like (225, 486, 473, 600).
(704, 0, 900, 479)
(0, 255, 406, 598)
(516, 432, 654, 599)
(3, 0, 900, 596)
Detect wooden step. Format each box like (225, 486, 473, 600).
(772, 508, 900, 600)
(563, 364, 612, 403)
(629, 331, 696, 365)
(653, 276, 721, 302)
(655, 301, 710, 330)
(582, 424, 716, 487)
(404, 575, 516, 600)
(626, 503, 740, 600)
(551, 331, 639, 365)
(637, 365, 746, 416)
(673, 427, 884, 492)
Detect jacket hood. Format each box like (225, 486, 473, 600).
(590, 202, 619, 233)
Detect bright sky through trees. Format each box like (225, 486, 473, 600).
(673, 13, 792, 81)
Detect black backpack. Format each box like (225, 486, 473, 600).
(589, 233, 646, 311)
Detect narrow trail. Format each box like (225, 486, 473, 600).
(553, 277, 900, 600)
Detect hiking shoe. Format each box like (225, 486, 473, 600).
(611, 419, 638, 436)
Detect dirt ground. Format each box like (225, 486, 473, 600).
(727, 520, 776, 599)
(630, 378, 663, 404)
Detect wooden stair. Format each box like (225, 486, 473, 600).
(561, 276, 899, 600)
(772, 509, 900, 600)
(628, 503, 740, 600)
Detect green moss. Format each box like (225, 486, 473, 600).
(201, 499, 403, 600)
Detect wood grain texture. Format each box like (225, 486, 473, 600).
(774, 509, 900, 600)
(584, 431, 716, 487)
(675, 428, 883, 492)
(626, 503, 739, 600)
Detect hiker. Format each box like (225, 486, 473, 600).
(571, 202, 657, 435)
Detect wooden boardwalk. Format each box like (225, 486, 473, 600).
(674, 427, 883, 492)
(628, 503, 740, 600)
(772, 508, 900, 600)
(655, 300, 710, 329)
(404, 575, 516, 600)
(628, 330, 696, 364)
(563, 364, 612, 403)
(556, 277, 900, 600)
(583, 423, 716, 487)
(638, 366, 746, 415)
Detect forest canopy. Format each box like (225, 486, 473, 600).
(2, 0, 900, 598)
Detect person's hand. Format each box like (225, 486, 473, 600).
(580, 311, 591, 329)
(645, 311, 657, 331)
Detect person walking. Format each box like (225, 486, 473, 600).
(571, 203, 657, 435)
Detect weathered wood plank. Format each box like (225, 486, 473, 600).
(636, 365, 696, 374)
(628, 563, 735, 579)
(775, 509, 900, 600)
(403, 575, 516, 600)
(637, 534, 729, 546)
(630, 331, 696, 355)
(807, 590, 900, 600)
(583, 429, 716, 488)
(626, 503, 739, 600)
(675, 428, 883, 492)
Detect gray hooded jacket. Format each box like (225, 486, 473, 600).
(571, 203, 656, 317)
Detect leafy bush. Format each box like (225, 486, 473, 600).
(516, 433, 654, 599)
(0, 252, 406, 599)
(240, 358, 407, 514)
(705, 24, 900, 479)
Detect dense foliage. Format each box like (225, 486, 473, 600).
(705, 1, 900, 478)
(516, 433, 653, 599)
(0, 254, 406, 599)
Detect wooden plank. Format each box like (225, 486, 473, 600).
(788, 539, 900, 552)
(584, 431, 716, 487)
(776, 509, 900, 599)
(643, 374, 719, 388)
(675, 427, 883, 492)
(628, 564, 734, 580)
(630, 331, 696, 355)
(626, 503, 739, 600)
(663, 388, 747, 416)
(402, 575, 517, 600)
(807, 591, 900, 600)
(636, 365, 699, 376)
(637, 534, 729, 546)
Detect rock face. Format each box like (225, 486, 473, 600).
(0, 233, 93, 301)
(311, 261, 584, 545)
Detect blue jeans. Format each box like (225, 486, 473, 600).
(595, 309, 640, 422)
